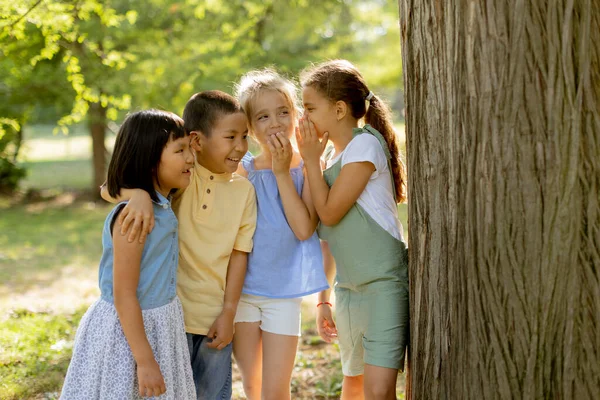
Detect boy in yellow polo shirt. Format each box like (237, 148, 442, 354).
(102, 91, 257, 399)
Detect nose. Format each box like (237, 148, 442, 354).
(270, 115, 280, 128)
(235, 136, 248, 152)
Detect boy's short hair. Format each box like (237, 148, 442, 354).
(183, 90, 244, 136)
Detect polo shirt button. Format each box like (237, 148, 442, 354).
(210, 176, 214, 180)
(207, 189, 211, 194)
(202, 205, 207, 210)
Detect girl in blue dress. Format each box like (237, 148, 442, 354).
(60, 110, 196, 400)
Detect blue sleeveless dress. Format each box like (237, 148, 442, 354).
(60, 193, 195, 400)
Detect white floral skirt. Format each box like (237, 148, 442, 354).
(60, 297, 196, 400)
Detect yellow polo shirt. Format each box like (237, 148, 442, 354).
(173, 162, 257, 335)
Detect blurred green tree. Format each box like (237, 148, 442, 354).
(1, 0, 402, 193)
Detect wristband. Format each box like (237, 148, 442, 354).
(316, 301, 332, 308)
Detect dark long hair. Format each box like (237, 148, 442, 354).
(106, 109, 187, 202)
(300, 60, 406, 203)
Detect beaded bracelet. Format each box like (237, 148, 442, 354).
(316, 301, 333, 308)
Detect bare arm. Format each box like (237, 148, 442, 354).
(112, 216, 165, 397)
(303, 160, 373, 226)
(296, 118, 374, 226)
(99, 186, 155, 243)
(270, 133, 319, 240)
(206, 249, 248, 350)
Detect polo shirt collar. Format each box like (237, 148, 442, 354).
(195, 162, 233, 182)
(152, 191, 171, 208)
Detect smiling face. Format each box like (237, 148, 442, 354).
(195, 111, 249, 174)
(301, 86, 337, 138)
(155, 134, 194, 197)
(250, 89, 296, 146)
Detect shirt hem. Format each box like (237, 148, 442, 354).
(184, 326, 210, 336)
(242, 285, 330, 299)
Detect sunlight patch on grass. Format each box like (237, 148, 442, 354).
(0, 308, 86, 400)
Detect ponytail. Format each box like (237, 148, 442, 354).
(365, 95, 407, 203)
(300, 60, 407, 203)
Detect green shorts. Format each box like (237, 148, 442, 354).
(334, 282, 409, 376)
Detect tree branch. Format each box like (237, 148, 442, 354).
(3, 0, 45, 28)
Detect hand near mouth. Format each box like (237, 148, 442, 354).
(267, 132, 293, 176)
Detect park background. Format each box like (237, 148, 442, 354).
(0, 1, 407, 399)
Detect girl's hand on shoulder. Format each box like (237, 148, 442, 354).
(118, 190, 155, 244)
(137, 358, 166, 397)
(295, 117, 329, 165)
(267, 132, 292, 176)
(316, 303, 338, 343)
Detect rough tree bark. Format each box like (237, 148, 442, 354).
(88, 101, 107, 196)
(398, 1, 599, 398)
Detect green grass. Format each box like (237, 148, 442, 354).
(0, 201, 111, 293)
(19, 159, 94, 190)
(0, 308, 86, 400)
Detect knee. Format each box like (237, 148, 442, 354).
(242, 379, 261, 399)
(343, 375, 364, 397)
(261, 379, 291, 400)
(364, 382, 395, 400)
(262, 390, 290, 400)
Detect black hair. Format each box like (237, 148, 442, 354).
(106, 109, 187, 202)
(182, 90, 244, 136)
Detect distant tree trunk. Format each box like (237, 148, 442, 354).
(398, 1, 599, 399)
(88, 102, 107, 196)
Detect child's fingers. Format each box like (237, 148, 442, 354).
(138, 215, 155, 244)
(276, 132, 290, 147)
(295, 127, 303, 145)
(206, 338, 222, 349)
(271, 135, 284, 152)
(127, 217, 143, 243)
(301, 118, 312, 140)
(118, 208, 132, 235)
(266, 137, 277, 154)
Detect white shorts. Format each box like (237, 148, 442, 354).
(234, 293, 302, 337)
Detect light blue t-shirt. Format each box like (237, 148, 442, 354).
(241, 153, 329, 298)
(99, 192, 179, 310)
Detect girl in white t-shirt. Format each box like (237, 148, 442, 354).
(296, 59, 409, 400)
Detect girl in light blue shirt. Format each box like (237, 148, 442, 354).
(232, 69, 329, 400)
(61, 110, 196, 400)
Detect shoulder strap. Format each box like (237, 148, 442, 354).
(323, 143, 335, 163)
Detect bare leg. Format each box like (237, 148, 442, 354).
(341, 374, 365, 400)
(364, 364, 398, 400)
(261, 331, 298, 400)
(233, 322, 262, 400)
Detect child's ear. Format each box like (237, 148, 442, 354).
(335, 101, 347, 121)
(190, 131, 204, 152)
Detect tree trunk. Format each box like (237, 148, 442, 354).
(398, 1, 599, 399)
(88, 102, 107, 197)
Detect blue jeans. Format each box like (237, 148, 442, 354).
(186, 333, 232, 400)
